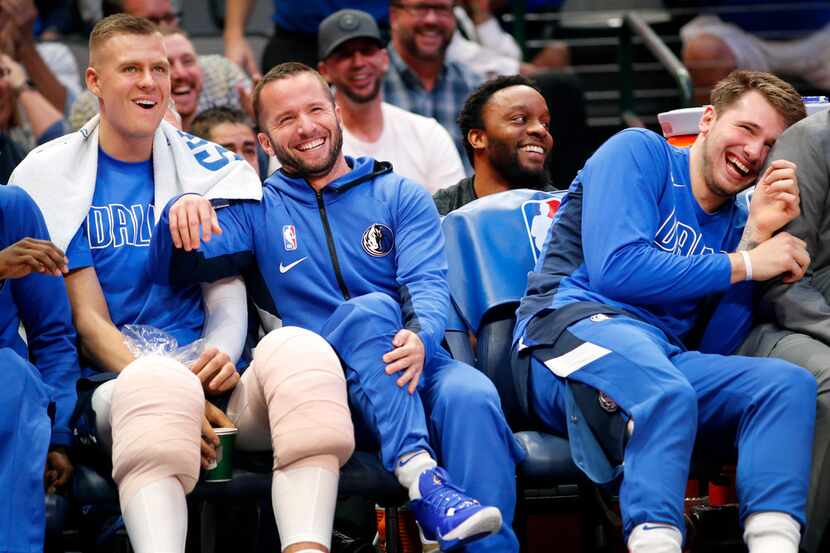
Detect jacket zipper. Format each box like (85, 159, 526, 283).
(315, 189, 351, 300)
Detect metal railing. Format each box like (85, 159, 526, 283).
(618, 11, 693, 125)
(503, 2, 828, 23)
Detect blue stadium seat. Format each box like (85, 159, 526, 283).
(441, 189, 602, 546)
(441, 188, 575, 464)
(45, 493, 70, 552)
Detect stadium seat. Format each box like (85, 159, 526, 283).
(441, 188, 568, 426)
(44, 493, 70, 552)
(441, 189, 601, 547)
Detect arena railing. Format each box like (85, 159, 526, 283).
(618, 11, 693, 126)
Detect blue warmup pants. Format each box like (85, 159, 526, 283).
(322, 293, 526, 553)
(528, 315, 816, 539)
(0, 348, 51, 553)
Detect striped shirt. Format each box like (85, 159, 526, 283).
(382, 45, 482, 175)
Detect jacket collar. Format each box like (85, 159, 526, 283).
(265, 156, 392, 204)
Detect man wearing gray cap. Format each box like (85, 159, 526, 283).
(318, 9, 464, 194)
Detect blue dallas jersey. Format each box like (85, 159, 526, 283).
(150, 157, 449, 364)
(0, 186, 79, 446)
(516, 129, 753, 353)
(66, 149, 204, 371)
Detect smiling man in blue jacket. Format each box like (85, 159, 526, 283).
(149, 62, 524, 552)
(0, 185, 79, 553)
(513, 71, 816, 553)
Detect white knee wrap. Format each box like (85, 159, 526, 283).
(251, 327, 354, 472)
(110, 356, 204, 508)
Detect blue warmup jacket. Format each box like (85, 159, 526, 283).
(515, 129, 754, 355)
(150, 157, 449, 365)
(0, 186, 79, 447)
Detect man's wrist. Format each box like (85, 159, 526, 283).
(737, 219, 767, 251)
(728, 252, 749, 284)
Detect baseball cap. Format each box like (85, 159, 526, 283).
(318, 9, 383, 60)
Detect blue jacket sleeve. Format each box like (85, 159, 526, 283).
(579, 130, 733, 305)
(6, 188, 79, 447)
(694, 281, 755, 354)
(149, 194, 257, 286)
(393, 179, 450, 365)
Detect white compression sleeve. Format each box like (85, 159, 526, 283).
(122, 477, 188, 553)
(200, 276, 247, 363)
(272, 466, 338, 550)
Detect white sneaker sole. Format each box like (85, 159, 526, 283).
(440, 506, 503, 542)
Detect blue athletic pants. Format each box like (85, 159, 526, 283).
(528, 315, 816, 539)
(0, 347, 51, 553)
(322, 293, 525, 552)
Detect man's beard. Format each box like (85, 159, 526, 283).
(700, 134, 734, 199)
(269, 125, 344, 179)
(488, 138, 549, 189)
(338, 79, 381, 104)
(400, 26, 451, 62)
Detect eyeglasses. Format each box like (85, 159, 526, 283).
(146, 11, 182, 26)
(393, 3, 454, 19)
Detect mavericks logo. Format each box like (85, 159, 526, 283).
(362, 224, 394, 257)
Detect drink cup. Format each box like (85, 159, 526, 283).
(204, 427, 237, 483)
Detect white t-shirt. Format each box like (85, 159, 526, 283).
(341, 102, 465, 194)
(448, 9, 522, 78)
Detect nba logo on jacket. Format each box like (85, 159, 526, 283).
(283, 225, 297, 251)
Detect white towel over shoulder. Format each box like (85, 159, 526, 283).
(10, 114, 262, 251)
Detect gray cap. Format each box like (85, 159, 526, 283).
(318, 9, 383, 60)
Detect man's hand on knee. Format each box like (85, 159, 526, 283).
(201, 401, 235, 468)
(383, 329, 425, 394)
(190, 346, 240, 395)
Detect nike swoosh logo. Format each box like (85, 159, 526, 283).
(641, 524, 670, 531)
(279, 257, 307, 273)
(397, 451, 428, 468)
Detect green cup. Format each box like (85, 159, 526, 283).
(204, 427, 238, 483)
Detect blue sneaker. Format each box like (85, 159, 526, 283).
(410, 467, 502, 551)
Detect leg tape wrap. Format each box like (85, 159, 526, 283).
(111, 356, 204, 508)
(252, 327, 355, 472)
